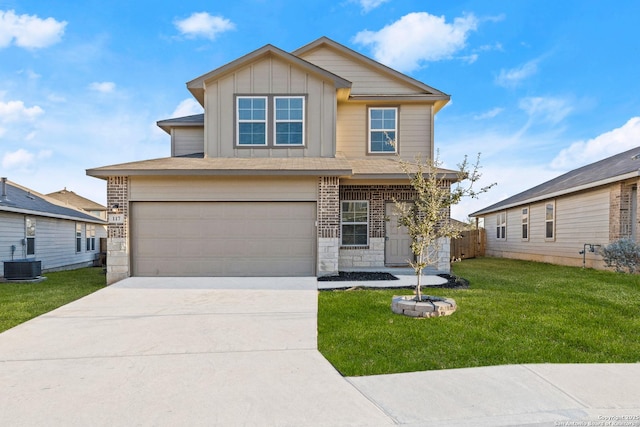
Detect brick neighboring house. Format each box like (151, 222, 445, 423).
(471, 146, 640, 269)
(87, 37, 457, 284)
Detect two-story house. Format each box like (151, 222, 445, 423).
(87, 37, 454, 284)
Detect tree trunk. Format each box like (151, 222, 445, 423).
(416, 251, 423, 301)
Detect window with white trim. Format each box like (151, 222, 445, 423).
(522, 207, 529, 240)
(341, 201, 368, 246)
(496, 212, 506, 240)
(368, 107, 397, 153)
(76, 223, 82, 253)
(26, 217, 36, 255)
(545, 202, 555, 240)
(237, 96, 267, 146)
(274, 96, 304, 146)
(86, 224, 96, 251)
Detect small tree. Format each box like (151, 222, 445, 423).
(393, 152, 494, 300)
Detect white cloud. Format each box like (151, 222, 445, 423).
(356, 0, 389, 13)
(174, 12, 235, 40)
(551, 117, 640, 170)
(0, 100, 44, 122)
(89, 81, 116, 93)
(0, 9, 66, 49)
(353, 12, 479, 72)
(495, 59, 539, 87)
(2, 148, 34, 169)
(460, 53, 478, 64)
(172, 98, 203, 117)
(473, 107, 504, 120)
(518, 96, 572, 125)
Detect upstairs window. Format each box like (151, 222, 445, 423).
(341, 201, 369, 246)
(237, 96, 267, 146)
(369, 107, 397, 153)
(496, 212, 506, 240)
(274, 96, 304, 146)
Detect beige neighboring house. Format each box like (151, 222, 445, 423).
(87, 37, 457, 284)
(47, 188, 108, 221)
(470, 146, 640, 269)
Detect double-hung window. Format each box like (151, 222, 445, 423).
(369, 107, 397, 153)
(26, 217, 36, 256)
(237, 96, 267, 146)
(545, 202, 555, 240)
(521, 208, 529, 240)
(86, 224, 96, 251)
(236, 95, 305, 147)
(496, 212, 506, 240)
(76, 223, 82, 253)
(341, 201, 368, 246)
(274, 96, 304, 146)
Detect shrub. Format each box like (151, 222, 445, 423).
(600, 238, 640, 273)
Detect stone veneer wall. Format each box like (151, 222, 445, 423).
(106, 176, 130, 285)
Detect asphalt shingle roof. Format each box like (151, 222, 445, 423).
(471, 146, 640, 216)
(0, 180, 106, 223)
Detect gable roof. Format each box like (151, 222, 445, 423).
(293, 36, 450, 112)
(0, 179, 106, 223)
(471, 146, 640, 216)
(186, 42, 352, 106)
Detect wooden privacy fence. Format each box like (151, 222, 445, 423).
(451, 229, 485, 260)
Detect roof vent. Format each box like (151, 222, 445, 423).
(632, 153, 640, 160)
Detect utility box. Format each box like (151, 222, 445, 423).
(3, 260, 42, 280)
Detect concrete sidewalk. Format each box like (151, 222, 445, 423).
(0, 277, 638, 426)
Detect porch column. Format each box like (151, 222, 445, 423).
(317, 177, 340, 276)
(106, 176, 130, 285)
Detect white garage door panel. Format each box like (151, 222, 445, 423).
(131, 202, 316, 277)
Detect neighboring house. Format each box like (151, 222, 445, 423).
(470, 146, 640, 269)
(47, 188, 108, 220)
(0, 178, 107, 277)
(87, 37, 456, 284)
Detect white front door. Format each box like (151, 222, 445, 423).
(385, 202, 412, 266)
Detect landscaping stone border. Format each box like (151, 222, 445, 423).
(391, 295, 457, 318)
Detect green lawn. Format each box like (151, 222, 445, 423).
(0, 267, 106, 333)
(318, 257, 640, 376)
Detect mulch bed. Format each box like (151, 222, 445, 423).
(317, 271, 469, 289)
(317, 271, 399, 281)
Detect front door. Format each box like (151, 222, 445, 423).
(385, 202, 412, 266)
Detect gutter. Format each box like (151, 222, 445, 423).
(0, 205, 107, 224)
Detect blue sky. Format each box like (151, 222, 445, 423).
(2, 0, 639, 220)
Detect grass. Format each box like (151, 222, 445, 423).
(318, 257, 640, 376)
(0, 267, 106, 333)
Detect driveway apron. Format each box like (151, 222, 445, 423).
(0, 277, 392, 426)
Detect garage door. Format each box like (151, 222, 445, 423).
(130, 202, 316, 276)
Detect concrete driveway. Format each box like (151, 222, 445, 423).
(1, 277, 639, 426)
(0, 277, 391, 426)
